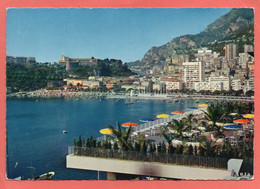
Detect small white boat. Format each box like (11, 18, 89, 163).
(63, 130, 67, 134)
(33, 171, 55, 180)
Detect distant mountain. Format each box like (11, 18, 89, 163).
(127, 8, 254, 71)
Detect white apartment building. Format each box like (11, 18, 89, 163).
(161, 78, 182, 91)
(209, 76, 231, 91)
(194, 82, 223, 92)
(244, 78, 254, 92)
(182, 62, 205, 89)
(231, 79, 242, 91)
(153, 83, 166, 93)
(238, 53, 249, 68)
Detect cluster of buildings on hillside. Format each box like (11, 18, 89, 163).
(6, 56, 36, 64)
(56, 44, 254, 94)
(145, 44, 254, 93)
(7, 43, 254, 94)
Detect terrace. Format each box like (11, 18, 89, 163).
(66, 146, 233, 180)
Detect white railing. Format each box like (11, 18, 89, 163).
(132, 109, 204, 134)
(95, 109, 205, 141)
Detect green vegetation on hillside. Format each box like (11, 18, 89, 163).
(71, 58, 134, 78)
(6, 63, 67, 92)
(206, 24, 254, 55)
(7, 58, 134, 92)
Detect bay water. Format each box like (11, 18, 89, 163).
(6, 98, 208, 180)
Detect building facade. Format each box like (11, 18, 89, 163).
(194, 82, 223, 92)
(59, 55, 99, 72)
(6, 56, 36, 64)
(225, 44, 238, 60)
(208, 76, 231, 91)
(231, 79, 242, 91)
(182, 62, 205, 89)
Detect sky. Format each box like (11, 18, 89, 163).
(6, 8, 232, 63)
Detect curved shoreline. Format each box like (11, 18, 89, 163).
(7, 89, 254, 102)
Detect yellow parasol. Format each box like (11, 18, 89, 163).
(243, 114, 254, 119)
(100, 128, 114, 134)
(198, 104, 208, 107)
(157, 114, 170, 118)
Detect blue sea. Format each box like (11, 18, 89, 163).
(6, 98, 209, 180)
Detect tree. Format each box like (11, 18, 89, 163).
(175, 145, 184, 154)
(204, 103, 224, 140)
(108, 122, 133, 151)
(136, 134, 146, 152)
(245, 90, 254, 97)
(188, 145, 193, 155)
(194, 146, 198, 155)
(167, 119, 186, 139)
(183, 114, 197, 132)
(199, 145, 205, 156)
(203, 141, 216, 157)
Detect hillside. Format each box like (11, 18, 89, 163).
(127, 8, 254, 71)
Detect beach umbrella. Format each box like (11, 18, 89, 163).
(187, 107, 198, 110)
(122, 122, 138, 127)
(140, 118, 154, 122)
(156, 114, 170, 118)
(198, 104, 208, 107)
(224, 124, 242, 130)
(171, 110, 184, 114)
(233, 119, 250, 124)
(243, 114, 254, 119)
(100, 128, 114, 134)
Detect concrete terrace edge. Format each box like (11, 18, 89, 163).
(66, 154, 232, 180)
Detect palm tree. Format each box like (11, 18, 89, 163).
(161, 119, 185, 144)
(169, 119, 186, 139)
(203, 141, 216, 157)
(204, 103, 224, 139)
(135, 134, 146, 152)
(183, 114, 197, 132)
(222, 102, 235, 123)
(161, 126, 175, 145)
(108, 122, 133, 151)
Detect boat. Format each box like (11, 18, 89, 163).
(63, 130, 68, 134)
(12, 176, 22, 180)
(125, 101, 134, 105)
(33, 171, 55, 180)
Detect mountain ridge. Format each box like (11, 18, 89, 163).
(127, 8, 254, 71)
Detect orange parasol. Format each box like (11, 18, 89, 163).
(122, 122, 138, 127)
(171, 110, 184, 114)
(233, 119, 250, 123)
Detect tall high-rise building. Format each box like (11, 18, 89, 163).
(225, 44, 238, 59)
(182, 62, 205, 89)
